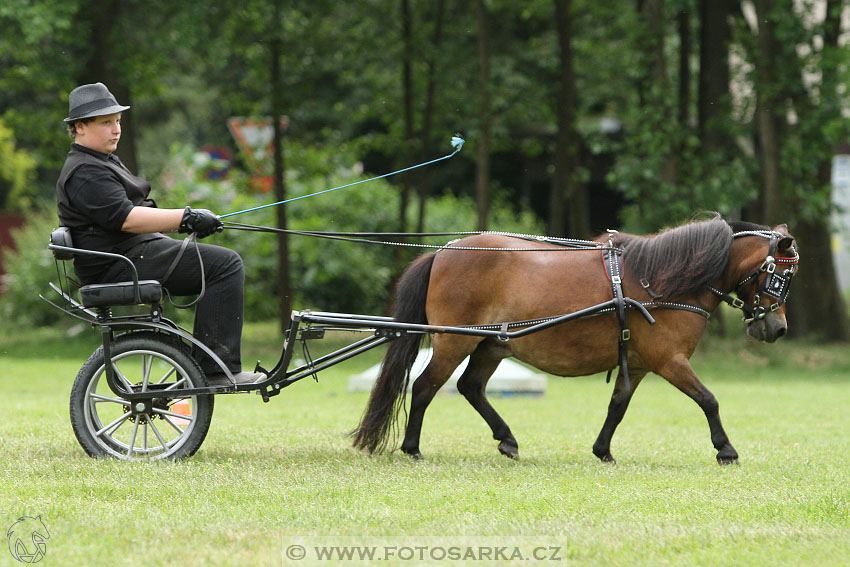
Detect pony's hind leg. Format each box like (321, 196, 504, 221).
(592, 368, 647, 464)
(455, 341, 517, 459)
(401, 338, 476, 459)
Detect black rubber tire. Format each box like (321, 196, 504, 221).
(69, 332, 214, 460)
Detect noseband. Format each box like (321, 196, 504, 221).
(709, 231, 799, 323)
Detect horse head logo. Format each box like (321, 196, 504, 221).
(6, 515, 49, 564)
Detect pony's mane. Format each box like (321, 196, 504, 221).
(611, 216, 733, 300)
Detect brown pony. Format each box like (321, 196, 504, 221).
(352, 216, 798, 464)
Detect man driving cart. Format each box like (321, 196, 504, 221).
(56, 82, 263, 386)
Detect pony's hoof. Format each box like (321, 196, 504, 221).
(402, 448, 423, 460)
(593, 445, 616, 463)
(498, 440, 519, 459)
(716, 447, 739, 465)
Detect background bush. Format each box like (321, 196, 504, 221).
(1, 205, 64, 326)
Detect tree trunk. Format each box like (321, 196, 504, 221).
(474, 0, 491, 231)
(697, 0, 731, 151)
(643, 0, 667, 89)
(270, 8, 290, 334)
(552, 0, 587, 238)
(784, 0, 850, 341)
(677, 7, 691, 129)
(753, 0, 783, 224)
(637, 0, 677, 199)
(787, 220, 850, 340)
(416, 0, 446, 234)
(400, 0, 414, 235)
(83, 0, 138, 173)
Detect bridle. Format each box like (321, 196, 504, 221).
(709, 230, 799, 323)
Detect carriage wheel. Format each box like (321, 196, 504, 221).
(69, 332, 214, 461)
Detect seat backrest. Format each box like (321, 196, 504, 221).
(50, 227, 75, 261)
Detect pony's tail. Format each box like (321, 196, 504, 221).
(352, 252, 437, 454)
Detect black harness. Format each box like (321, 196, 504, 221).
(603, 237, 633, 391)
(601, 229, 797, 392)
(708, 231, 799, 323)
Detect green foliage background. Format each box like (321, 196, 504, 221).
(1, 0, 849, 336)
(0, 118, 37, 211)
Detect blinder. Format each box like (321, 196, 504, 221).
(759, 260, 794, 303)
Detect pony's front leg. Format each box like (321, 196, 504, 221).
(455, 345, 517, 459)
(592, 369, 647, 463)
(658, 355, 738, 465)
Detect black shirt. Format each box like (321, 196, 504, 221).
(56, 143, 160, 283)
(63, 144, 136, 228)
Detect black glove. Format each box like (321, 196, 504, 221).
(178, 207, 223, 239)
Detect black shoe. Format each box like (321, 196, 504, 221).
(205, 371, 266, 386)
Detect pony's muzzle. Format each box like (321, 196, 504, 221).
(746, 312, 787, 343)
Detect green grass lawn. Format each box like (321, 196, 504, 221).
(0, 324, 848, 566)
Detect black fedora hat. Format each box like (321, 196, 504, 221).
(64, 82, 130, 123)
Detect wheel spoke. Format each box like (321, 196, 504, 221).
(141, 354, 152, 391)
(161, 414, 187, 434)
(90, 393, 127, 404)
(127, 418, 141, 458)
(163, 376, 187, 391)
(112, 364, 135, 391)
(96, 411, 132, 437)
(156, 366, 177, 385)
(147, 419, 170, 452)
(151, 407, 195, 422)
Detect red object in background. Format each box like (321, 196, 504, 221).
(227, 117, 288, 193)
(250, 176, 274, 194)
(0, 212, 25, 295)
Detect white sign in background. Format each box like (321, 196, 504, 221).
(831, 154, 850, 291)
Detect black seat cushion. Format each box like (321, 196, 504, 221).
(79, 280, 163, 307)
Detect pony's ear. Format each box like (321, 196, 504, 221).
(777, 236, 795, 255)
(773, 223, 789, 234)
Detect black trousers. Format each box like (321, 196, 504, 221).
(102, 237, 245, 374)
